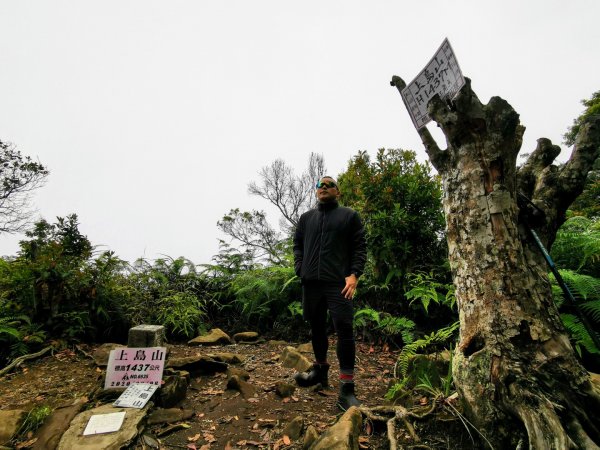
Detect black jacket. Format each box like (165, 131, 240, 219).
(293, 201, 366, 283)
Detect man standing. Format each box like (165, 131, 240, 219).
(293, 175, 367, 410)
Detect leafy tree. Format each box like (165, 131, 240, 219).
(337, 149, 447, 312)
(218, 153, 325, 265)
(0, 215, 130, 340)
(217, 209, 287, 266)
(563, 91, 600, 147)
(0, 140, 49, 234)
(568, 161, 600, 219)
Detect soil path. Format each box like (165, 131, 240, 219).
(0, 339, 469, 449)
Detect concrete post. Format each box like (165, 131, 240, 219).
(128, 325, 165, 347)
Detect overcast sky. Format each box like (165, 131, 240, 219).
(1, 1, 598, 265)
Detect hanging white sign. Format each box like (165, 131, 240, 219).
(401, 38, 465, 129)
(113, 383, 159, 408)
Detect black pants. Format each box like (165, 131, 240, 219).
(302, 280, 355, 375)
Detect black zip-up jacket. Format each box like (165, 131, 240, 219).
(293, 201, 366, 283)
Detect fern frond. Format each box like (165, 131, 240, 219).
(395, 321, 459, 378)
(561, 313, 599, 356)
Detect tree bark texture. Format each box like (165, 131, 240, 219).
(391, 76, 600, 449)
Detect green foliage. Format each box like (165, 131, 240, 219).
(550, 269, 600, 356)
(16, 405, 52, 437)
(0, 215, 131, 342)
(405, 271, 456, 313)
(563, 91, 600, 147)
(551, 216, 600, 277)
(0, 315, 23, 340)
(123, 256, 212, 339)
(354, 307, 415, 346)
(338, 149, 446, 288)
(0, 140, 49, 234)
(0, 310, 47, 365)
(217, 209, 287, 266)
(568, 167, 600, 219)
(156, 292, 206, 339)
(384, 377, 410, 402)
(395, 321, 459, 379)
(230, 266, 301, 331)
(287, 301, 303, 318)
(415, 345, 454, 398)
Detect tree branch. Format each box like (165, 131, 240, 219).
(390, 76, 448, 172)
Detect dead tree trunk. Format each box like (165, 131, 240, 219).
(391, 76, 600, 449)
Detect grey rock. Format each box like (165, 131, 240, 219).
(147, 408, 194, 425)
(296, 342, 313, 353)
(226, 375, 256, 399)
(188, 328, 233, 346)
(280, 346, 312, 372)
(206, 352, 244, 364)
(157, 369, 189, 408)
(166, 355, 228, 375)
(282, 415, 304, 441)
(92, 343, 125, 367)
(57, 403, 150, 450)
(310, 406, 362, 450)
(32, 398, 87, 450)
(266, 340, 287, 348)
(275, 381, 296, 398)
(233, 331, 259, 343)
(303, 424, 319, 449)
(0, 410, 25, 445)
(226, 367, 250, 381)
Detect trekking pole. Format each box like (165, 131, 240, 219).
(526, 224, 600, 350)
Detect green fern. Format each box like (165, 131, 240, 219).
(0, 315, 26, 340)
(561, 313, 599, 356)
(405, 271, 456, 313)
(353, 307, 380, 329)
(354, 307, 415, 345)
(550, 270, 600, 355)
(395, 321, 459, 379)
(552, 216, 600, 275)
(378, 313, 415, 344)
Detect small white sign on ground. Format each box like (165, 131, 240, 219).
(401, 38, 465, 129)
(113, 383, 159, 408)
(104, 347, 166, 389)
(83, 411, 126, 435)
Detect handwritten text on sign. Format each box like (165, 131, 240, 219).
(104, 347, 166, 389)
(401, 38, 465, 129)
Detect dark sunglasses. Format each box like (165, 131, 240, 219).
(316, 181, 337, 189)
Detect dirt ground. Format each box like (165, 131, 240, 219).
(0, 339, 475, 449)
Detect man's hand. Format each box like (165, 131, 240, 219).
(341, 274, 358, 299)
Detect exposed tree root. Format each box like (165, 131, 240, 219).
(0, 346, 53, 377)
(359, 401, 438, 450)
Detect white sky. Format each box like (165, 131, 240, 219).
(0, 1, 598, 265)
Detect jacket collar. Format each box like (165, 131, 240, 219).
(317, 200, 339, 212)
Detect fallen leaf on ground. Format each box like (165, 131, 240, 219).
(187, 433, 201, 442)
(203, 433, 216, 443)
(283, 435, 291, 445)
